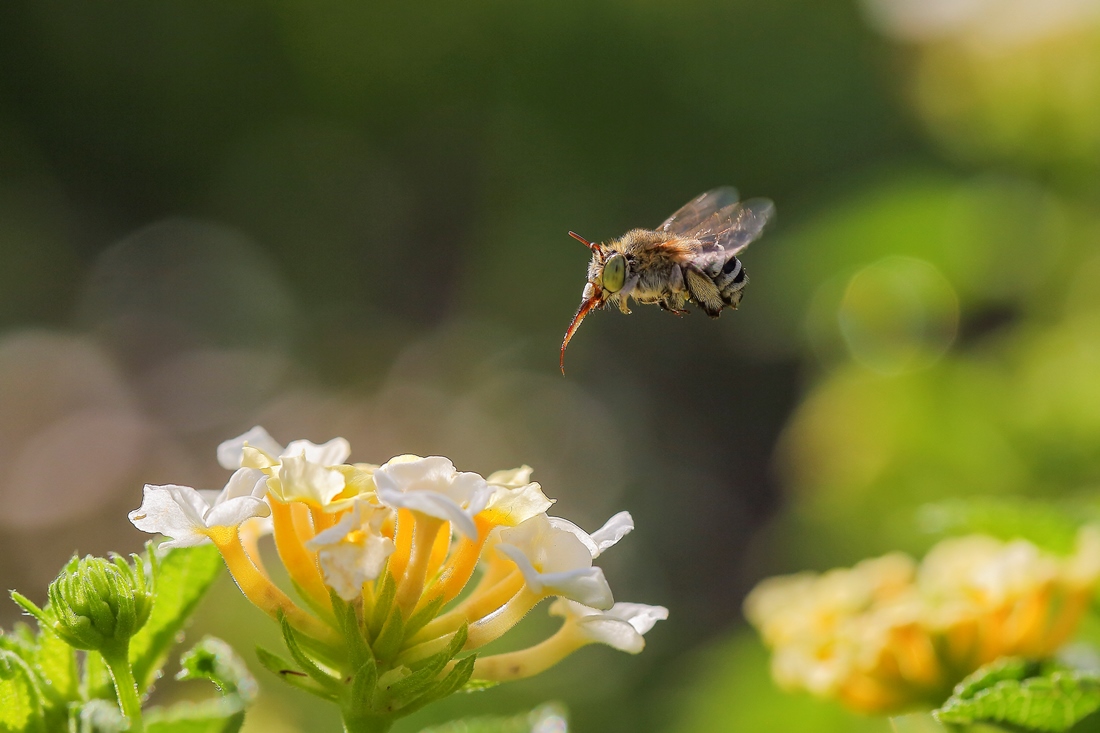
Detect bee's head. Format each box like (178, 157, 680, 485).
(562, 231, 613, 374)
(569, 231, 627, 294)
(600, 253, 627, 293)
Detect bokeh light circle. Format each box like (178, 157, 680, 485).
(837, 256, 959, 374)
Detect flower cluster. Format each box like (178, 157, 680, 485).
(129, 427, 666, 730)
(745, 529, 1100, 714)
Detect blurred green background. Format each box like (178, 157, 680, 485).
(2, 0, 1100, 731)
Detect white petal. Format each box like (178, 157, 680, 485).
(606, 602, 669, 635)
(316, 534, 395, 601)
(205, 496, 271, 528)
(484, 482, 554, 527)
(496, 543, 614, 609)
(220, 467, 269, 501)
(383, 490, 478, 538)
(496, 543, 545, 592)
(374, 456, 456, 494)
(540, 523, 599, 574)
(549, 518, 600, 558)
(486, 465, 534, 488)
(128, 484, 212, 545)
(306, 505, 363, 548)
(373, 456, 489, 538)
(284, 437, 351, 466)
(539, 566, 614, 610)
(589, 511, 634, 556)
(196, 489, 223, 506)
(549, 599, 668, 653)
(452, 471, 495, 516)
(277, 452, 346, 504)
(575, 617, 645, 653)
(217, 426, 284, 469)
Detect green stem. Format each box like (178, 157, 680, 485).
(101, 644, 143, 733)
(341, 713, 394, 733)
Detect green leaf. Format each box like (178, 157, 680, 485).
(278, 614, 342, 696)
(144, 696, 246, 733)
(403, 595, 445, 642)
(952, 657, 1039, 700)
(177, 637, 258, 703)
(368, 574, 397, 640)
(371, 605, 406, 664)
(935, 658, 1100, 732)
(350, 657, 379, 712)
(254, 646, 334, 699)
(34, 623, 79, 706)
(397, 655, 477, 717)
(131, 545, 225, 694)
(377, 626, 469, 712)
(0, 656, 37, 733)
(331, 593, 372, 669)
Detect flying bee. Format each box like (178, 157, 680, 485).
(560, 187, 775, 372)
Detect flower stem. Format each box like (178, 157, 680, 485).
(101, 644, 143, 733)
(342, 713, 393, 733)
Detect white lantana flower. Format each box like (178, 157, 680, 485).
(373, 456, 495, 539)
(129, 467, 270, 549)
(549, 598, 669, 654)
(305, 500, 396, 601)
(217, 425, 353, 507)
(495, 513, 619, 609)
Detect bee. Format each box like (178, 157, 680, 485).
(560, 187, 775, 372)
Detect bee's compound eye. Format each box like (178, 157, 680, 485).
(603, 254, 627, 293)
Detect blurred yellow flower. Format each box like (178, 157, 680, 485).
(745, 529, 1100, 713)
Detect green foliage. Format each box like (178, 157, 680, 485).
(935, 658, 1100, 732)
(265, 607, 477, 731)
(1, 545, 251, 733)
(0, 650, 39, 733)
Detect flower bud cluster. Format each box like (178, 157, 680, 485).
(15, 553, 154, 654)
(128, 427, 666, 723)
(745, 529, 1100, 713)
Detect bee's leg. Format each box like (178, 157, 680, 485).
(684, 266, 724, 318)
(660, 294, 689, 316)
(617, 296, 632, 315)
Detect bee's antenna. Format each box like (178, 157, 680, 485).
(568, 231, 600, 252)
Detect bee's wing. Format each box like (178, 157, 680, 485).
(690, 197, 775, 256)
(658, 187, 740, 235)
